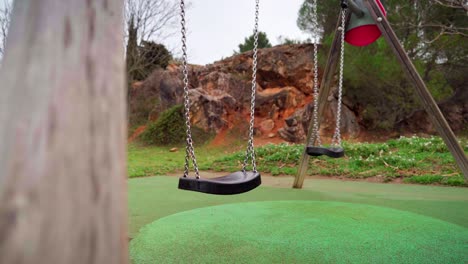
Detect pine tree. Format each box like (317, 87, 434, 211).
(237, 31, 272, 53)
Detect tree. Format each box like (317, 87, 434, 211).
(125, 14, 172, 83)
(124, 0, 179, 84)
(124, 0, 179, 45)
(297, 0, 468, 130)
(128, 41, 172, 82)
(277, 35, 308, 45)
(237, 31, 272, 53)
(0, 0, 12, 60)
(297, 0, 337, 42)
(387, 1, 467, 106)
(126, 15, 139, 83)
(139, 41, 172, 70)
(0, 1, 128, 263)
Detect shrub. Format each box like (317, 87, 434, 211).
(141, 105, 214, 146)
(403, 175, 444, 185)
(443, 176, 466, 187)
(141, 105, 186, 145)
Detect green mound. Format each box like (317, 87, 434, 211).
(130, 201, 468, 264)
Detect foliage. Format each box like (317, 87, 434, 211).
(126, 15, 139, 84)
(129, 135, 467, 186)
(139, 104, 214, 147)
(137, 41, 172, 80)
(403, 175, 444, 185)
(127, 38, 173, 82)
(297, 0, 467, 131)
(141, 105, 186, 145)
(124, 0, 178, 86)
(127, 142, 226, 178)
(124, 0, 179, 43)
(208, 136, 467, 186)
(128, 91, 159, 127)
(276, 36, 309, 45)
(297, 0, 337, 42)
(335, 37, 420, 130)
(237, 31, 272, 54)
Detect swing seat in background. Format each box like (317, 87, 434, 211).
(306, 146, 345, 158)
(306, 4, 347, 160)
(178, 171, 261, 195)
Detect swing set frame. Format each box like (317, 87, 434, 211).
(293, 0, 468, 188)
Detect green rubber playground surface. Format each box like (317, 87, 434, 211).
(129, 176, 468, 263)
(131, 201, 468, 264)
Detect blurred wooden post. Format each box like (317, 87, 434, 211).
(364, 0, 468, 181)
(0, 1, 128, 263)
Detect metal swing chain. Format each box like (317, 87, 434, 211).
(180, 0, 200, 179)
(331, 8, 347, 147)
(242, 0, 260, 173)
(309, 0, 322, 147)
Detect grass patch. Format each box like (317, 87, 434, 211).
(128, 135, 467, 186)
(208, 136, 467, 187)
(127, 142, 235, 178)
(404, 175, 445, 185)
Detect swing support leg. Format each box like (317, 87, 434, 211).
(294, 2, 468, 189)
(293, 13, 350, 189)
(364, 0, 468, 181)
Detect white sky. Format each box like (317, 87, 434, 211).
(0, 0, 309, 65)
(165, 0, 309, 65)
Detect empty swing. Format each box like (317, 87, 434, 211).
(177, 0, 261, 195)
(306, 2, 347, 159)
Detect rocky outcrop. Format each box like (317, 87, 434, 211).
(129, 44, 361, 143)
(277, 87, 361, 143)
(397, 99, 468, 134)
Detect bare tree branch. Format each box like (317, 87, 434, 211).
(433, 0, 468, 11)
(389, 0, 467, 60)
(124, 0, 183, 85)
(124, 0, 180, 45)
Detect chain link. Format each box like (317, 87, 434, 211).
(181, 0, 259, 176)
(180, 0, 200, 179)
(242, 0, 260, 173)
(331, 8, 347, 147)
(309, 0, 322, 147)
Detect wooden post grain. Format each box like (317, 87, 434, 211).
(364, 0, 468, 181)
(293, 13, 350, 189)
(0, 1, 128, 263)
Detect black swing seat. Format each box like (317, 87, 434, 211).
(178, 171, 261, 195)
(307, 146, 345, 158)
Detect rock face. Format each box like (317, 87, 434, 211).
(397, 99, 468, 134)
(277, 87, 361, 143)
(129, 44, 361, 143)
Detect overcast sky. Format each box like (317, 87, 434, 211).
(0, 0, 309, 65)
(166, 0, 309, 65)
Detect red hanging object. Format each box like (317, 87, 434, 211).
(345, 0, 386, 47)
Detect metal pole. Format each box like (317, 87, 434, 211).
(346, 0, 365, 18)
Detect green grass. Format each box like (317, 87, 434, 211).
(128, 176, 468, 239)
(131, 201, 468, 264)
(129, 177, 468, 263)
(208, 136, 468, 186)
(127, 143, 184, 177)
(128, 136, 468, 186)
(127, 142, 234, 178)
